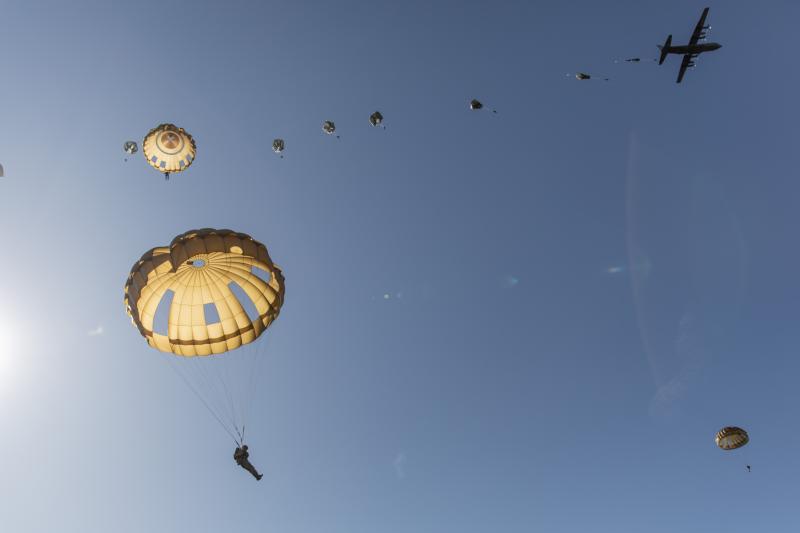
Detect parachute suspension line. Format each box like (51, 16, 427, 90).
(176, 354, 243, 446)
(216, 354, 245, 443)
(241, 336, 269, 440)
(188, 354, 240, 439)
(166, 357, 241, 446)
(231, 352, 248, 437)
(183, 357, 231, 430)
(741, 442, 752, 471)
(239, 344, 257, 434)
(242, 348, 259, 432)
(178, 344, 261, 445)
(175, 358, 240, 445)
(209, 355, 239, 435)
(235, 350, 254, 441)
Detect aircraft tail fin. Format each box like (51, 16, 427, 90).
(658, 35, 672, 65)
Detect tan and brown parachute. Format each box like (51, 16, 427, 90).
(124, 229, 285, 443)
(715, 427, 749, 450)
(124, 228, 285, 357)
(142, 123, 197, 179)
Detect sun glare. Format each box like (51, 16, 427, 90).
(0, 322, 11, 379)
(0, 314, 25, 395)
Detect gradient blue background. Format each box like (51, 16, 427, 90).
(1, 1, 798, 531)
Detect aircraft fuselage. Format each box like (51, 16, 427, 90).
(664, 42, 722, 55)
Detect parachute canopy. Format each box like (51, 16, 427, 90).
(272, 138, 285, 154)
(123, 141, 138, 155)
(124, 228, 285, 357)
(142, 123, 196, 176)
(369, 111, 383, 127)
(322, 120, 336, 135)
(715, 427, 749, 450)
(469, 99, 483, 110)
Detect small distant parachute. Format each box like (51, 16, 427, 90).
(469, 99, 497, 114)
(716, 427, 749, 450)
(272, 138, 285, 158)
(0, 164, 4, 177)
(123, 141, 138, 162)
(124, 141, 138, 155)
(142, 124, 196, 180)
(322, 120, 339, 138)
(573, 72, 609, 81)
(369, 111, 384, 128)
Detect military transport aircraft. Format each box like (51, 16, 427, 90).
(658, 7, 721, 83)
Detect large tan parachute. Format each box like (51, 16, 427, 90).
(715, 427, 749, 450)
(142, 123, 197, 178)
(124, 228, 285, 357)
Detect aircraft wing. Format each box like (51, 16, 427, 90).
(676, 53, 696, 83)
(688, 7, 710, 46)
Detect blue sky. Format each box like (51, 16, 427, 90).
(1, 0, 799, 531)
